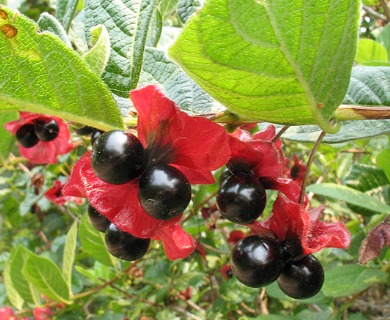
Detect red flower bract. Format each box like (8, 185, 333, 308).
(263, 194, 351, 255)
(63, 85, 230, 260)
(4, 112, 73, 164)
(45, 180, 83, 205)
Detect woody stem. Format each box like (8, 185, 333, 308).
(299, 130, 326, 204)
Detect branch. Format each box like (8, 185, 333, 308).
(362, 4, 387, 21)
(380, 0, 390, 21)
(335, 105, 390, 121)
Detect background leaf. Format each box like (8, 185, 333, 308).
(355, 39, 390, 66)
(56, 0, 80, 32)
(0, 5, 124, 131)
(376, 148, 390, 179)
(169, 0, 360, 132)
(82, 25, 111, 76)
(79, 214, 116, 267)
(276, 66, 390, 143)
(37, 12, 72, 47)
(322, 264, 387, 297)
(306, 183, 390, 214)
(0, 111, 16, 162)
(62, 221, 78, 292)
(178, 0, 202, 23)
(4, 246, 39, 309)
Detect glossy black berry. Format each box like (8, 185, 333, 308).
(231, 235, 284, 288)
(91, 130, 145, 184)
(217, 174, 266, 224)
(16, 124, 39, 148)
(138, 164, 191, 220)
(33, 118, 59, 142)
(88, 205, 110, 232)
(105, 223, 150, 261)
(277, 254, 324, 299)
(74, 126, 94, 136)
(91, 129, 104, 145)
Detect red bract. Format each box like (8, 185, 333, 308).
(220, 264, 233, 280)
(263, 194, 351, 256)
(0, 306, 16, 320)
(63, 85, 230, 260)
(44, 180, 83, 205)
(4, 112, 73, 164)
(33, 306, 52, 320)
(227, 230, 246, 245)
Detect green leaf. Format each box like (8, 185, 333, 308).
(0, 111, 16, 162)
(23, 253, 72, 304)
(322, 264, 387, 298)
(178, 0, 201, 23)
(56, 0, 79, 32)
(62, 221, 78, 292)
(79, 214, 116, 267)
(169, 0, 360, 132)
(4, 246, 39, 309)
(83, 25, 110, 76)
(377, 148, 390, 179)
(306, 183, 390, 214)
(159, 0, 179, 20)
(278, 66, 390, 143)
(355, 39, 390, 66)
(37, 12, 72, 47)
(84, 0, 153, 96)
(377, 23, 390, 55)
(0, 6, 124, 131)
(129, 0, 158, 90)
(140, 48, 214, 114)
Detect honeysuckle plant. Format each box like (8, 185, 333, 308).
(0, 0, 389, 318)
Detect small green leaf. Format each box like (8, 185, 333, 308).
(169, 0, 360, 132)
(56, 0, 79, 32)
(0, 111, 16, 162)
(79, 214, 116, 267)
(62, 221, 78, 292)
(37, 12, 72, 47)
(377, 148, 390, 179)
(23, 253, 72, 304)
(0, 6, 124, 131)
(377, 23, 390, 55)
(306, 183, 390, 214)
(83, 25, 110, 76)
(355, 39, 390, 66)
(322, 264, 387, 297)
(4, 247, 40, 309)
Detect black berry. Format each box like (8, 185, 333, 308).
(91, 129, 104, 145)
(217, 174, 266, 224)
(91, 130, 145, 184)
(231, 235, 284, 288)
(105, 223, 150, 261)
(16, 124, 39, 148)
(74, 126, 94, 136)
(88, 205, 110, 232)
(138, 164, 191, 220)
(277, 254, 324, 299)
(33, 118, 59, 142)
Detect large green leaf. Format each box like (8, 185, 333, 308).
(306, 183, 390, 214)
(0, 5, 124, 131)
(23, 253, 72, 304)
(322, 264, 387, 298)
(169, 0, 360, 132)
(276, 66, 390, 143)
(4, 246, 40, 309)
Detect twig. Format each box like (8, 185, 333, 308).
(380, 0, 390, 21)
(362, 4, 387, 21)
(171, 306, 202, 320)
(335, 105, 390, 121)
(272, 125, 290, 143)
(299, 131, 326, 204)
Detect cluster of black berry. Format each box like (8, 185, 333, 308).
(231, 234, 324, 299)
(88, 205, 150, 261)
(216, 168, 267, 224)
(91, 130, 192, 220)
(16, 118, 59, 147)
